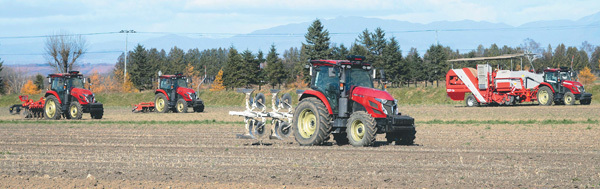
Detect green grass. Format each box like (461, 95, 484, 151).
(419, 119, 598, 125)
(0, 119, 244, 125)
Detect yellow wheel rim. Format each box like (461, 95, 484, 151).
(565, 95, 573, 104)
(350, 120, 365, 141)
(156, 98, 165, 112)
(177, 101, 184, 112)
(46, 100, 56, 118)
(70, 105, 78, 118)
(539, 90, 548, 104)
(298, 109, 317, 138)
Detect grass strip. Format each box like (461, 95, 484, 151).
(419, 119, 598, 125)
(0, 119, 245, 125)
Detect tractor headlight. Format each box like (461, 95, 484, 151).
(578, 86, 585, 93)
(82, 94, 90, 103)
(375, 98, 390, 115)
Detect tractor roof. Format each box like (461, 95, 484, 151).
(310, 55, 371, 67)
(48, 71, 83, 78)
(544, 67, 569, 72)
(159, 73, 186, 79)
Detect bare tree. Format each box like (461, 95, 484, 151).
(44, 31, 87, 73)
(0, 67, 28, 94)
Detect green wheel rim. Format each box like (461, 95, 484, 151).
(539, 90, 548, 104)
(177, 101, 184, 112)
(46, 100, 56, 118)
(298, 109, 317, 138)
(69, 104, 78, 118)
(350, 119, 365, 141)
(156, 98, 165, 112)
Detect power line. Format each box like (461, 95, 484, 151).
(0, 50, 122, 56)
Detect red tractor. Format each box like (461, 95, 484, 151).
(44, 71, 104, 119)
(537, 67, 592, 105)
(154, 73, 204, 113)
(293, 56, 416, 147)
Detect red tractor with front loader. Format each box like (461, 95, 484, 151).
(293, 56, 416, 147)
(43, 71, 104, 119)
(152, 73, 204, 113)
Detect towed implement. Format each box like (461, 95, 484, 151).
(9, 95, 46, 118)
(229, 89, 293, 140)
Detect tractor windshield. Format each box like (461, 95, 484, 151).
(69, 78, 85, 89)
(175, 78, 187, 88)
(347, 68, 374, 88)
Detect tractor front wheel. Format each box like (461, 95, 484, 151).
(293, 97, 331, 146)
(155, 93, 169, 113)
(346, 111, 377, 147)
(537, 86, 553, 106)
(175, 99, 188, 113)
(563, 92, 575, 105)
(66, 102, 83, 119)
(44, 95, 62, 120)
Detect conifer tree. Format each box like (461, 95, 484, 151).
(302, 19, 331, 60)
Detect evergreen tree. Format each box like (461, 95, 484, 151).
(406, 48, 423, 87)
(167, 46, 186, 74)
(241, 49, 257, 87)
(0, 58, 5, 94)
(129, 44, 153, 90)
(381, 37, 403, 86)
(552, 44, 567, 68)
(302, 19, 331, 60)
(34, 74, 45, 90)
(424, 44, 448, 86)
(265, 45, 286, 88)
(591, 46, 600, 73)
(222, 47, 247, 89)
(331, 44, 349, 60)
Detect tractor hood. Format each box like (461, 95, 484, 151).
(351, 86, 394, 100)
(176, 87, 195, 94)
(562, 80, 583, 87)
(70, 87, 94, 104)
(562, 80, 585, 94)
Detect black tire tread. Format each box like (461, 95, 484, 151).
(293, 97, 332, 146)
(346, 111, 377, 147)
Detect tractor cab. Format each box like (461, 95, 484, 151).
(294, 56, 416, 147)
(44, 71, 103, 120)
(541, 67, 592, 105)
(154, 73, 204, 113)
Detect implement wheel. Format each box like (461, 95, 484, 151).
(66, 102, 83, 119)
(155, 93, 169, 113)
(293, 97, 331, 146)
(346, 111, 377, 147)
(44, 95, 62, 120)
(537, 86, 553, 106)
(465, 94, 479, 107)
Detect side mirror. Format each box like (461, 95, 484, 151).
(48, 78, 51, 84)
(83, 78, 87, 83)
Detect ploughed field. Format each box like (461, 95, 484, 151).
(0, 104, 599, 188)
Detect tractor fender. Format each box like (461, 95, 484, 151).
(45, 91, 62, 104)
(298, 90, 333, 115)
(537, 82, 555, 93)
(155, 89, 170, 101)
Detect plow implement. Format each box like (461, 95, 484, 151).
(229, 89, 293, 140)
(132, 102, 155, 113)
(9, 95, 46, 119)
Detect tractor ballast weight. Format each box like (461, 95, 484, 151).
(229, 89, 293, 140)
(293, 55, 416, 147)
(42, 71, 104, 120)
(152, 73, 204, 113)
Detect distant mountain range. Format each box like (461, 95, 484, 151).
(3, 11, 600, 75)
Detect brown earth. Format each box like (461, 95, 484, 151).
(0, 104, 599, 188)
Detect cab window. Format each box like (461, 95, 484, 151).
(160, 79, 171, 89)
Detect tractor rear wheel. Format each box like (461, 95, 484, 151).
(333, 133, 349, 145)
(537, 86, 553, 106)
(155, 93, 169, 113)
(346, 111, 377, 147)
(175, 99, 188, 113)
(293, 97, 331, 146)
(563, 92, 575, 105)
(66, 102, 83, 119)
(44, 95, 62, 120)
(465, 94, 479, 107)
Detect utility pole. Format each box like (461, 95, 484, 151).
(119, 30, 136, 84)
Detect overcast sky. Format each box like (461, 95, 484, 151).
(1, 0, 599, 37)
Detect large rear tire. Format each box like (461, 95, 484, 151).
(66, 102, 83, 119)
(44, 95, 62, 120)
(175, 98, 188, 113)
(563, 92, 575, 105)
(293, 97, 331, 146)
(537, 86, 553, 106)
(346, 111, 377, 147)
(155, 93, 169, 113)
(465, 94, 479, 107)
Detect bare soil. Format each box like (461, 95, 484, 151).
(0, 104, 599, 188)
